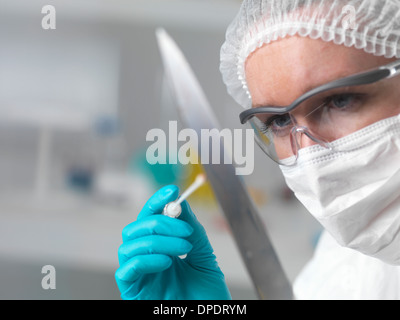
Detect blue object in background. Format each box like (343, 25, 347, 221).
(66, 165, 94, 193)
(94, 115, 121, 137)
(129, 148, 184, 189)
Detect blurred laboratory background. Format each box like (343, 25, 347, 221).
(0, 0, 322, 299)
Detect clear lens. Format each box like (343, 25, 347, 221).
(248, 116, 297, 165)
(246, 77, 398, 166)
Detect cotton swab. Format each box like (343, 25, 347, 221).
(162, 173, 207, 259)
(163, 173, 207, 218)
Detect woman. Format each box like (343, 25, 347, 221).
(115, 0, 400, 299)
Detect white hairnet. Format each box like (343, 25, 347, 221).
(220, 0, 400, 109)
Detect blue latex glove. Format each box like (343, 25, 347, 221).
(115, 185, 232, 300)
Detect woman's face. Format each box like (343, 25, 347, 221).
(245, 36, 400, 158)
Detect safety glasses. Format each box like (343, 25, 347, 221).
(240, 59, 400, 166)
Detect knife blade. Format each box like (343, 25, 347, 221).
(156, 28, 293, 300)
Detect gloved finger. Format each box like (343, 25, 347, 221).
(178, 200, 215, 263)
(122, 214, 193, 242)
(137, 185, 179, 220)
(115, 254, 172, 293)
(118, 235, 193, 265)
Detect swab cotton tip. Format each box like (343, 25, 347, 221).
(162, 173, 207, 218)
(163, 201, 182, 218)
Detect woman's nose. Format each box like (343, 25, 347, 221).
(298, 131, 319, 149)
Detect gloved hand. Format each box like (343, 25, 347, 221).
(115, 184, 232, 300)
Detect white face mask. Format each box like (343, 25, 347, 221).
(280, 114, 400, 265)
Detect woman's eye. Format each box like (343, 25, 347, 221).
(270, 114, 292, 128)
(262, 114, 292, 134)
(326, 94, 360, 110)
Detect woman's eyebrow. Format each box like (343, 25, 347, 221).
(251, 82, 324, 109)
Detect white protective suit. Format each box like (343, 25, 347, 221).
(294, 231, 400, 300)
